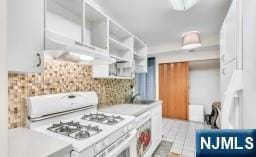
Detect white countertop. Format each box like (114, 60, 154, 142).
(9, 128, 72, 157)
(100, 101, 161, 117)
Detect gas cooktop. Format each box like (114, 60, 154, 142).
(81, 113, 124, 125)
(47, 121, 102, 140)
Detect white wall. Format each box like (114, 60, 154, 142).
(0, 0, 8, 156)
(189, 60, 221, 114)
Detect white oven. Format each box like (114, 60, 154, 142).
(96, 129, 137, 157)
(27, 92, 137, 157)
(134, 111, 152, 157)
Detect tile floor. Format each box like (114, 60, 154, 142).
(162, 118, 210, 157)
(152, 140, 173, 157)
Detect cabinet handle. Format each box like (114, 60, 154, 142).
(36, 53, 41, 67)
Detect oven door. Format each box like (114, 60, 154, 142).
(97, 130, 137, 157)
(134, 111, 152, 157)
(136, 119, 151, 157)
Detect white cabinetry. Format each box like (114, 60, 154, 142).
(93, 20, 135, 79)
(151, 104, 162, 152)
(220, 61, 236, 102)
(109, 20, 134, 62)
(45, 0, 110, 58)
(93, 18, 148, 79)
(46, 0, 83, 43)
(7, 0, 148, 74)
(134, 37, 148, 73)
(144, 103, 162, 156)
(220, 0, 242, 102)
(220, 0, 238, 66)
(7, 0, 45, 73)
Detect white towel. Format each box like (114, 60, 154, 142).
(221, 70, 243, 129)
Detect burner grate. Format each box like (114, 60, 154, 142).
(47, 121, 102, 140)
(81, 113, 124, 125)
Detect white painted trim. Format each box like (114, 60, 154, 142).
(0, 0, 8, 156)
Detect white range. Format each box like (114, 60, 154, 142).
(27, 92, 136, 157)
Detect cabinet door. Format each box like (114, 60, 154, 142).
(7, 0, 44, 73)
(220, 60, 236, 103)
(220, 21, 226, 65)
(151, 105, 162, 152)
(221, 0, 238, 65)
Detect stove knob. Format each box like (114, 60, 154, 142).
(103, 138, 109, 146)
(94, 143, 102, 153)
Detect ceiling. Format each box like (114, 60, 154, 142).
(93, 0, 232, 55)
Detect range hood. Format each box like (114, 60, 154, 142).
(45, 30, 116, 65)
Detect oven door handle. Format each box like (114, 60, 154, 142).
(101, 130, 137, 157)
(135, 111, 151, 127)
(136, 111, 151, 122)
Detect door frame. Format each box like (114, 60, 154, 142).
(0, 0, 8, 156)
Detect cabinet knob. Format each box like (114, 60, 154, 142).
(36, 53, 41, 67)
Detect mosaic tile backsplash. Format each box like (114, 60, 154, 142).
(8, 60, 134, 128)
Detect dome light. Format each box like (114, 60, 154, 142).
(182, 31, 202, 50)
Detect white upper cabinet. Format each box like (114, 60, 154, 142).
(45, 0, 115, 65)
(83, 1, 108, 53)
(7, 0, 45, 73)
(134, 37, 148, 73)
(220, 0, 239, 66)
(93, 20, 135, 79)
(220, 0, 243, 102)
(46, 0, 83, 43)
(8, 0, 148, 74)
(93, 14, 148, 78)
(109, 20, 134, 62)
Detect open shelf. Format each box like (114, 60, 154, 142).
(133, 36, 148, 73)
(109, 37, 131, 51)
(110, 54, 131, 62)
(83, 1, 108, 51)
(109, 20, 133, 49)
(46, 0, 83, 42)
(134, 53, 147, 60)
(93, 62, 134, 79)
(109, 46, 133, 63)
(134, 36, 146, 51)
(46, 0, 108, 56)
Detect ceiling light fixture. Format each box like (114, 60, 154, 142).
(170, 0, 199, 11)
(181, 31, 202, 50)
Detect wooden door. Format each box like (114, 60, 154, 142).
(159, 62, 189, 120)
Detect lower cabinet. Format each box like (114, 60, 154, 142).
(151, 104, 163, 151)
(145, 103, 162, 156)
